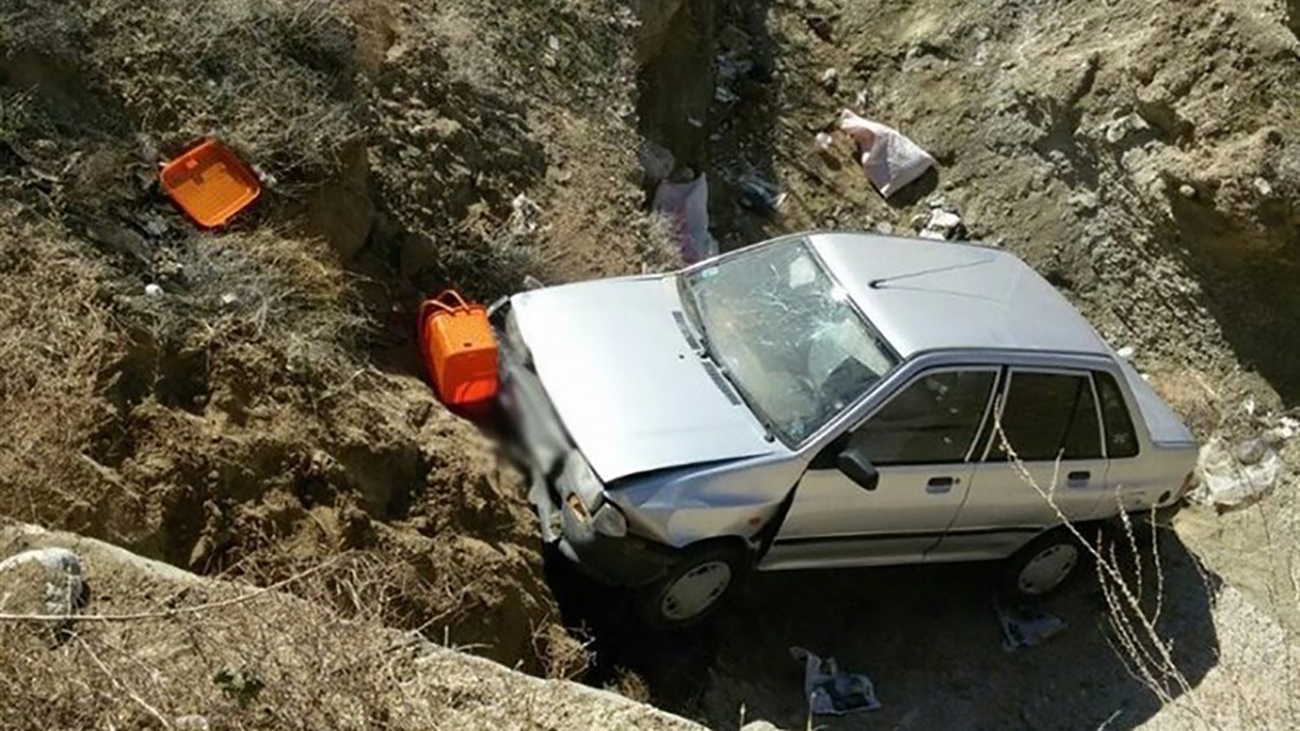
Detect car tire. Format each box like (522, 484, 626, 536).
(635, 542, 747, 631)
(1001, 528, 1090, 600)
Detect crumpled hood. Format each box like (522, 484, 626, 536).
(510, 276, 775, 482)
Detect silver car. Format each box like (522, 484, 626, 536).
(490, 232, 1197, 629)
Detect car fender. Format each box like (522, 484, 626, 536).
(607, 454, 805, 549)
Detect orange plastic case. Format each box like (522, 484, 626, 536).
(160, 139, 261, 228)
(418, 290, 499, 416)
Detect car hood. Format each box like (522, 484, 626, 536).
(510, 276, 776, 482)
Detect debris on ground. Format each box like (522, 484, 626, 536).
(915, 198, 968, 241)
(509, 193, 543, 237)
(418, 290, 499, 419)
(790, 646, 881, 716)
(1191, 435, 1285, 508)
(653, 173, 718, 263)
(837, 110, 936, 198)
(640, 140, 677, 184)
(738, 173, 786, 214)
(159, 138, 261, 228)
(995, 597, 1066, 651)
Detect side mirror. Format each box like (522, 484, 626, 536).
(837, 445, 880, 491)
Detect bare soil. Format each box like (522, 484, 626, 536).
(0, 0, 670, 676)
(2, 0, 1299, 727)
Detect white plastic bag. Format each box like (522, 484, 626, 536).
(1191, 436, 1283, 507)
(652, 174, 718, 264)
(838, 110, 936, 198)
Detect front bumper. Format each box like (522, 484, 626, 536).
(492, 298, 677, 588)
(526, 468, 677, 587)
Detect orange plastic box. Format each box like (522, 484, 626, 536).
(418, 290, 499, 416)
(160, 139, 261, 228)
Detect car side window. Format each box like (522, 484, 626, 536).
(854, 370, 996, 465)
(1094, 371, 1139, 458)
(988, 371, 1102, 462)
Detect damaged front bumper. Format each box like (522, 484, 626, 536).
(525, 467, 677, 587)
(491, 297, 677, 588)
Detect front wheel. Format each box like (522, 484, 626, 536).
(1001, 529, 1088, 599)
(635, 542, 746, 630)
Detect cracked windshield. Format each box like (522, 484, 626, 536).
(681, 239, 897, 444)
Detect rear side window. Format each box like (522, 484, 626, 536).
(1094, 372, 1139, 458)
(989, 371, 1102, 462)
(855, 370, 996, 465)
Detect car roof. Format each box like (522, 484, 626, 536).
(807, 232, 1112, 359)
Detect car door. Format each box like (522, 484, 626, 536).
(760, 367, 999, 570)
(934, 368, 1110, 561)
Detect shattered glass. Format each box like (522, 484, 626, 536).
(680, 239, 897, 444)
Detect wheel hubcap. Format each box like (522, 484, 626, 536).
(661, 561, 732, 621)
(1018, 544, 1079, 595)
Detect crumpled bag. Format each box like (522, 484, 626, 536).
(790, 646, 881, 716)
(1190, 436, 1283, 507)
(838, 110, 936, 198)
(652, 174, 718, 264)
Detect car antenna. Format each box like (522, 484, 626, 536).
(868, 255, 997, 289)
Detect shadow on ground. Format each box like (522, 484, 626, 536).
(549, 526, 1220, 730)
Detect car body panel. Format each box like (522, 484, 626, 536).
(758, 462, 978, 570)
(510, 275, 777, 483)
(808, 233, 1111, 358)
(496, 232, 1199, 587)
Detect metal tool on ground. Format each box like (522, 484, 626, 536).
(418, 290, 499, 419)
(160, 139, 261, 228)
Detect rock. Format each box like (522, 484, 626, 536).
(639, 140, 676, 183)
(819, 67, 839, 91)
(145, 283, 164, 297)
(1068, 189, 1099, 212)
(1253, 177, 1273, 196)
(875, 221, 894, 235)
(922, 209, 966, 240)
(173, 716, 211, 731)
(741, 722, 783, 731)
(0, 547, 85, 616)
(1116, 345, 1136, 359)
(1178, 184, 1197, 199)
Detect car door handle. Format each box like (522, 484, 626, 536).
(1067, 470, 1091, 484)
(926, 476, 958, 494)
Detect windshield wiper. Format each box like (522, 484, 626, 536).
(677, 277, 713, 357)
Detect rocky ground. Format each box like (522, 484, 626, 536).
(1, 0, 1298, 728)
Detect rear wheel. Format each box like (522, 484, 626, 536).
(636, 542, 746, 630)
(1002, 529, 1087, 599)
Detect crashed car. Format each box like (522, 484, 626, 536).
(490, 232, 1197, 629)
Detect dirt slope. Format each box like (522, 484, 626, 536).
(0, 522, 705, 730)
(0, 0, 671, 675)
(2, 0, 1299, 727)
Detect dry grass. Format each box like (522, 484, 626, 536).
(0, 528, 700, 731)
(1, 0, 361, 192)
(992, 409, 1300, 730)
(0, 221, 123, 528)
